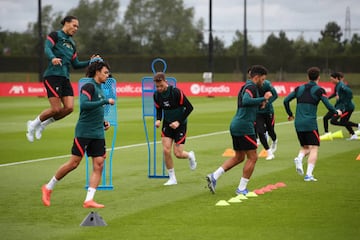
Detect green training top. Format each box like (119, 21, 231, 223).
(230, 80, 266, 136)
(154, 85, 193, 125)
(283, 81, 338, 132)
(43, 30, 89, 79)
(76, 79, 110, 139)
(257, 79, 278, 114)
(334, 81, 355, 112)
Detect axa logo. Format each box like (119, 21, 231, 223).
(9, 85, 25, 94)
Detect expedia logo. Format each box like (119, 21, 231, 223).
(190, 84, 230, 95)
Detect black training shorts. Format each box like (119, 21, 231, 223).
(44, 76, 74, 98)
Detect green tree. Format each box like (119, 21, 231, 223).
(344, 33, 360, 55)
(0, 31, 34, 56)
(262, 31, 294, 72)
(67, 0, 122, 55)
(317, 21, 344, 56)
(316, 22, 344, 70)
(292, 35, 316, 57)
(319, 21, 343, 43)
(123, 0, 204, 56)
(227, 30, 258, 56)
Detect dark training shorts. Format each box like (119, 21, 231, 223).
(71, 138, 106, 157)
(296, 130, 320, 146)
(161, 123, 187, 145)
(232, 134, 258, 151)
(44, 76, 74, 98)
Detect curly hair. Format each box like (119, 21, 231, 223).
(86, 61, 110, 78)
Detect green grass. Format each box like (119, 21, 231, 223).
(0, 96, 360, 240)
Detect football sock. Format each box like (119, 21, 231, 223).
(213, 167, 225, 180)
(238, 177, 249, 190)
(31, 116, 41, 128)
(306, 163, 315, 176)
(167, 168, 176, 180)
(46, 176, 58, 190)
(297, 152, 305, 161)
(41, 117, 55, 127)
(85, 187, 96, 202)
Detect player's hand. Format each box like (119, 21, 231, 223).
(155, 120, 161, 128)
(169, 121, 180, 129)
(108, 98, 115, 105)
(89, 54, 103, 64)
(336, 109, 342, 116)
(91, 54, 102, 59)
(288, 116, 294, 121)
(104, 121, 111, 131)
(264, 91, 272, 100)
(260, 101, 267, 109)
(52, 57, 62, 66)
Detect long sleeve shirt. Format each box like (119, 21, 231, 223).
(153, 85, 193, 125)
(76, 79, 110, 139)
(43, 30, 89, 79)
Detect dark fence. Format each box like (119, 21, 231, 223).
(0, 55, 359, 73)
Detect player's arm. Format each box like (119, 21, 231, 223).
(44, 32, 57, 60)
(328, 92, 336, 99)
(242, 86, 266, 106)
(172, 88, 193, 122)
(268, 84, 278, 104)
(80, 83, 109, 109)
(318, 88, 339, 115)
(71, 51, 90, 69)
(44, 32, 61, 66)
(153, 94, 162, 121)
(283, 89, 296, 118)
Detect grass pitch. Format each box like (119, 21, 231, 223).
(0, 96, 360, 240)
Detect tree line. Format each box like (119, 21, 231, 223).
(1, 0, 360, 72)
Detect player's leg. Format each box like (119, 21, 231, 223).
(162, 136, 177, 185)
(83, 156, 105, 208)
(234, 134, 257, 195)
(304, 145, 318, 181)
(323, 111, 333, 134)
(266, 114, 278, 153)
(27, 76, 62, 141)
(256, 115, 268, 147)
(54, 95, 74, 120)
(26, 96, 62, 142)
(257, 114, 274, 159)
(35, 78, 74, 139)
(235, 149, 258, 195)
(41, 154, 83, 206)
(266, 113, 277, 141)
(172, 124, 197, 170)
(294, 132, 311, 175)
(339, 111, 358, 138)
(206, 135, 247, 194)
(83, 139, 106, 208)
(301, 130, 319, 181)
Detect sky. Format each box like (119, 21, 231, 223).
(1, 0, 360, 46)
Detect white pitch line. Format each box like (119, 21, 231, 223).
(1, 112, 358, 168)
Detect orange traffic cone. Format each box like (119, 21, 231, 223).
(356, 154, 360, 161)
(222, 148, 235, 157)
